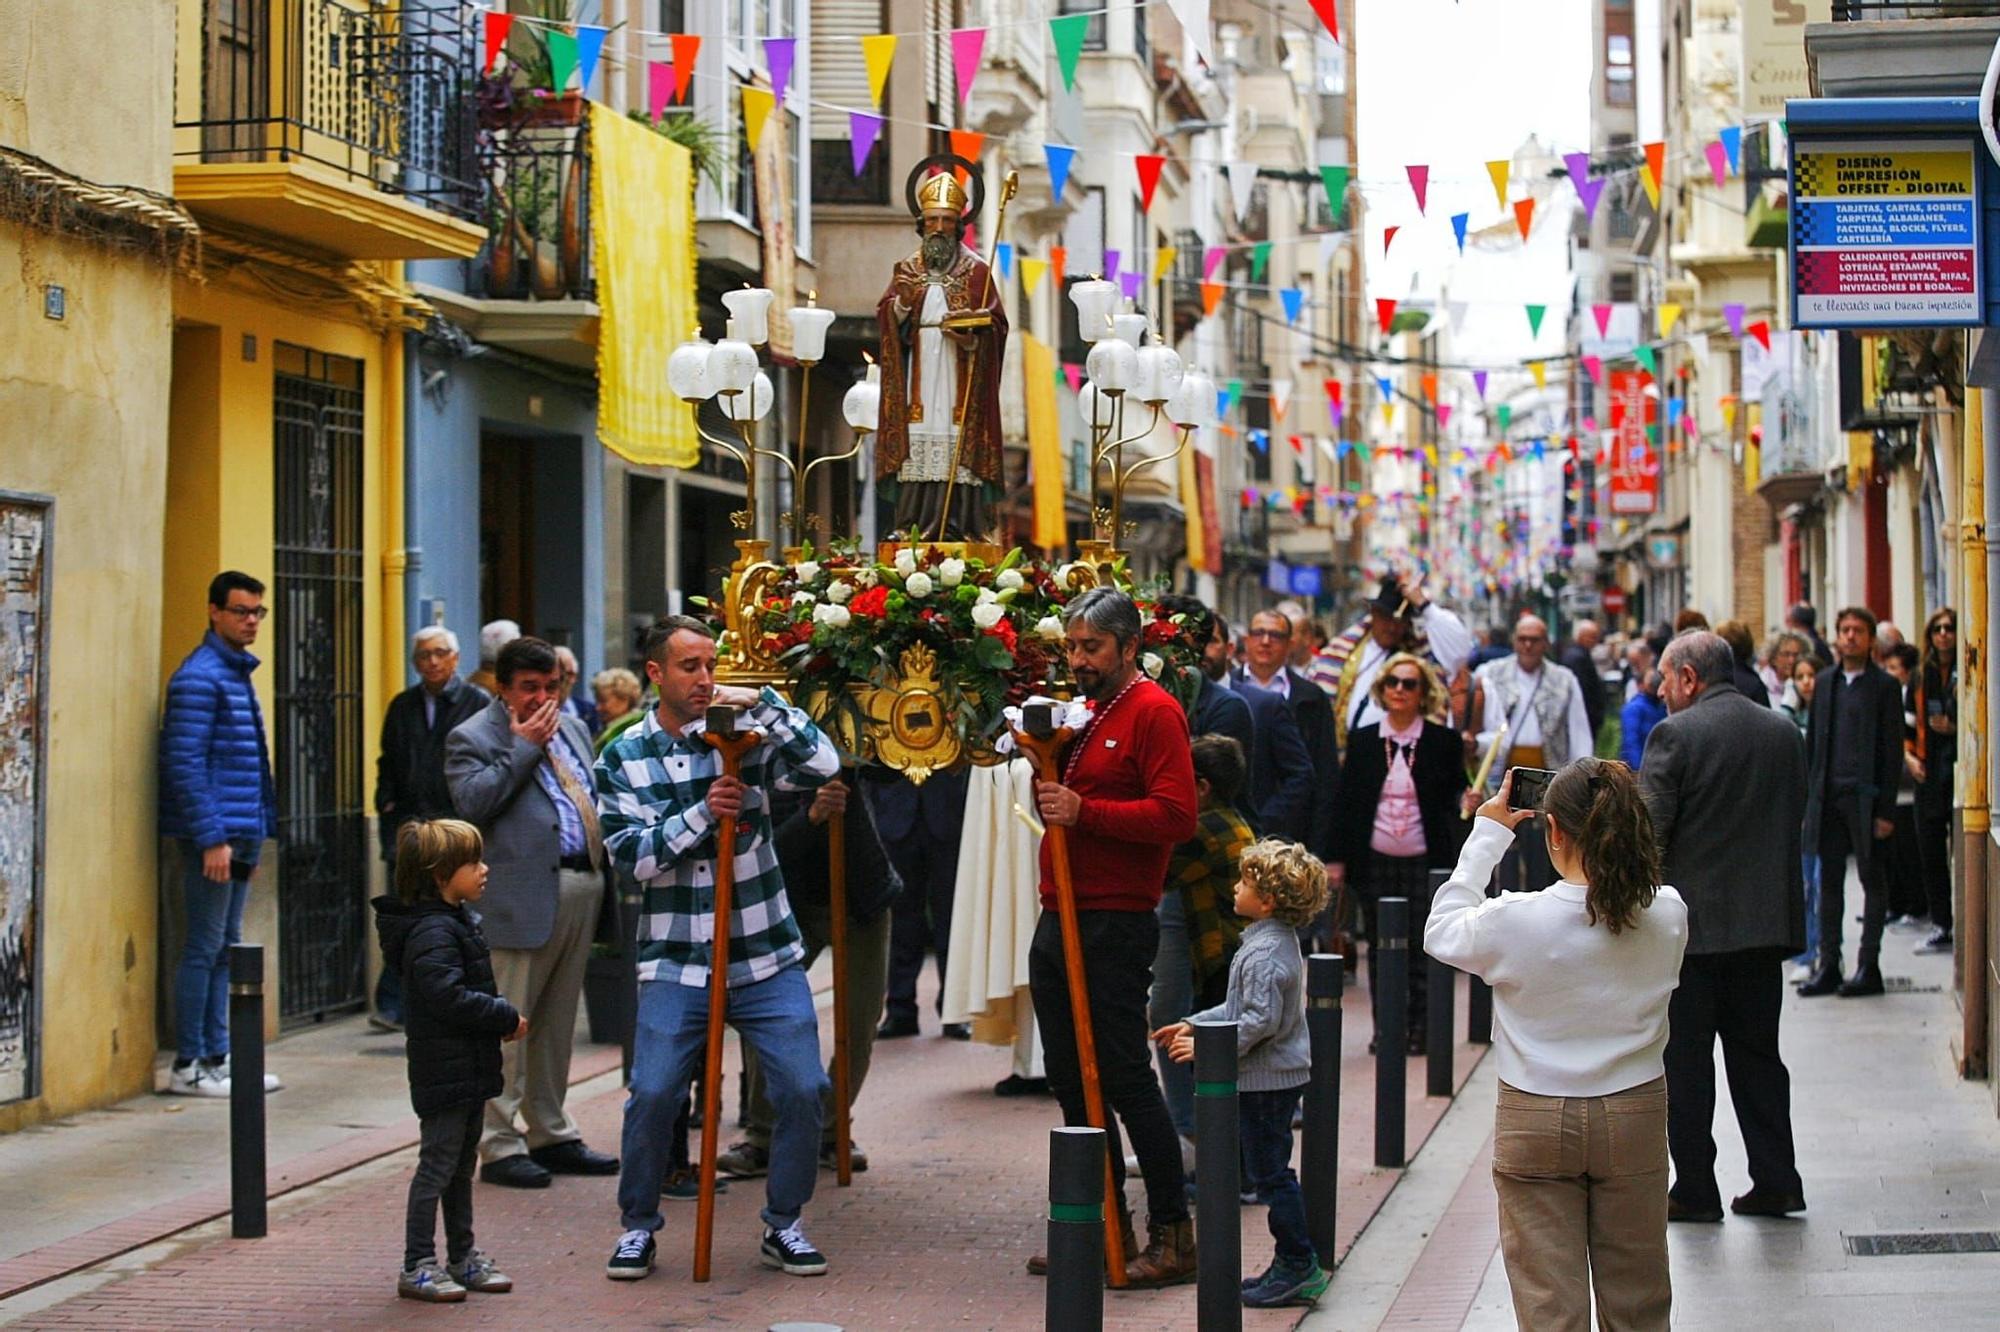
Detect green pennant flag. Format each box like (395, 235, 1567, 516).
(1050, 14, 1088, 92)
(1497, 404, 1512, 432)
(1224, 378, 1245, 414)
(547, 28, 579, 92)
(1525, 304, 1546, 337)
(1354, 445, 1371, 463)
(1646, 424, 1659, 444)
(1634, 345, 1658, 377)
(1319, 165, 1350, 217)
(1250, 241, 1272, 283)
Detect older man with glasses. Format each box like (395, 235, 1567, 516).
(1464, 615, 1595, 892)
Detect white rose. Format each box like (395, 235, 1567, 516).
(975, 587, 999, 605)
(855, 567, 880, 588)
(894, 549, 917, 576)
(794, 561, 821, 582)
(791, 590, 816, 606)
(813, 602, 851, 628)
(996, 569, 1025, 591)
(826, 579, 853, 604)
(1035, 616, 1064, 641)
(905, 571, 934, 598)
(1142, 652, 1165, 679)
(939, 557, 967, 587)
(971, 601, 1005, 629)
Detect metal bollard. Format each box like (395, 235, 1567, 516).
(1374, 898, 1408, 1169)
(1426, 870, 1455, 1098)
(1046, 1127, 1106, 1332)
(228, 943, 266, 1239)
(1302, 954, 1344, 1272)
(1466, 868, 1495, 1045)
(1193, 1020, 1242, 1332)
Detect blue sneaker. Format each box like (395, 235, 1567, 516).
(1242, 1255, 1329, 1308)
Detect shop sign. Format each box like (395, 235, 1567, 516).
(1646, 535, 1681, 569)
(1607, 370, 1659, 516)
(1792, 139, 1983, 327)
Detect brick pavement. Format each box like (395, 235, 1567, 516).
(13, 977, 1486, 1331)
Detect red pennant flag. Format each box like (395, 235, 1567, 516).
(1135, 154, 1166, 212)
(671, 33, 701, 101)
(1421, 372, 1438, 402)
(483, 12, 513, 74)
(1375, 297, 1398, 335)
(949, 129, 985, 186)
(1405, 164, 1429, 215)
(1288, 434, 1305, 455)
(1644, 140, 1666, 194)
(1307, 0, 1340, 42)
(1200, 281, 1224, 316)
(1383, 224, 1399, 256)
(1746, 320, 1772, 350)
(1050, 245, 1067, 289)
(1513, 197, 1535, 240)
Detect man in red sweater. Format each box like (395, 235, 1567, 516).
(1030, 587, 1200, 1286)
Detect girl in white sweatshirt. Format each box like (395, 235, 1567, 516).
(1424, 758, 1688, 1332)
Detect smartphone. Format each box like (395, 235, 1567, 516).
(1507, 767, 1557, 811)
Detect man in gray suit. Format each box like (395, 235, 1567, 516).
(446, 636, 618, 1188)
(1641, 631, 1807, 1224)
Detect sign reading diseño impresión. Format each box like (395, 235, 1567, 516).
(1791, 139, 1983, 328)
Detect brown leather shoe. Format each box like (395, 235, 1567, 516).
(1121, 1219, 1196, 1289)
(1026, 1201, 1135, 1277)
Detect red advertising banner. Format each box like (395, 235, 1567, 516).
(1607, 369, 1658, 515)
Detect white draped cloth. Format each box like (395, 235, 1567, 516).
(941, 758, 1044, 1075)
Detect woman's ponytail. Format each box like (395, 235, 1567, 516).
(1542, 757, 1660, 935)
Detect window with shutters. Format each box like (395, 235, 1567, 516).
(812, 0, 887, 204)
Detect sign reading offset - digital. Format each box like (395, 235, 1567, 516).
(1788, 98, 2000, 330)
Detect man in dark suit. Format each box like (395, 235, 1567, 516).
(871, 767, 971, 1039)
(1163, 594, 1312, 839)
(1236, 608, 1340, 857)
(373, 626, 489, 1029)
(446, 636, 618, 1188)
(1642, 630, 1808, 1223)
(1797, 606, 1906, 998)
(1557, 617, 1607, 745)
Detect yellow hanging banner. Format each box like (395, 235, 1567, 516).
(1180, 433, 1206, 572)
(1024, 334, 1067, 551)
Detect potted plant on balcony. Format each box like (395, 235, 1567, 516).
(474, 1, 607, 131)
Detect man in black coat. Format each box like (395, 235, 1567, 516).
(1557, 618, 1606, 744)
(373, 627, 489, 1028)
(1797, 607, 1906, 998)
(1642, 631, 1808, 1223)
(871, 766, 970, 1038)
(1163, 594, 1312, 840)
(1236, 608, 1340, 858)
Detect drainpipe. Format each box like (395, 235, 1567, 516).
(1969, 383, 1995, 1079)
(382, 287, 409, 709)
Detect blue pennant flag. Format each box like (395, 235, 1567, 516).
(1666, 397, 1684, 429)
(1250, 428, 1269, 452)
(1450, 212, 1468, 253)
(1044, 144, 1076, 202)
(1718, 125, 1742, 175)
(995, 242, 1013, 279)
(1280, 287, 1304, 323)
(575, 25, 609, 93)
(1375, 375, 1393, 402)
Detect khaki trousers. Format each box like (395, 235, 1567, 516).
(743, 900, 891, 1149)
(482, 869, 603, 1161)
(1492, 1077, 1671, 1332)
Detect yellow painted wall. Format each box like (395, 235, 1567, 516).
(0, 1, 176, 1131)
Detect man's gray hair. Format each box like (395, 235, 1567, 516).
(1662, 630, 1733, 687)
(553, 644, 580, 674)
(1063, 586, 1141, 648)
(412, 625, 459, 654)
(479, 618, 522, 665)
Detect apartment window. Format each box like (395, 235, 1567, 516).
(1246, 396, 1272, 483)
(1058, 0, 1107, 52)
(658, 1, 685, 30)
(1610, 270, 1636, 303)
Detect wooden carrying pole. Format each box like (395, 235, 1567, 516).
(694, 704, 761, 1283)
(1012, 705, 1128, 1287)
(827, 767, 853, 1185)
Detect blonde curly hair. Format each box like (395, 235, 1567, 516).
(1238, 838, 1330, 929)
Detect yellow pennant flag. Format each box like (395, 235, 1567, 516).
(1485, 159, 1510, 208)
(741, 84, 776, 149)
(1423, 444, 1438, 467)
(1529, 361, 1546, 390)
(861, 34, 897, 107)
(1658, 303, 1683, 338)
(1154, 246, 1177, 281)
(1020, 256, 1047, 295)
(1380, 401, 1395, 427)
(1721, 398, 1737, 431)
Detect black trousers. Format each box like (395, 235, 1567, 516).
(404, 1099, 483, 1270)
(1818, 803, 1889, 969)
(1664, 949, 1803, 1213)
(883, 827, 958, 1022)
(1884, 804, 1928, 920)
(1916, 803, 1954, 932)
(1029, 909, 1188, 1227)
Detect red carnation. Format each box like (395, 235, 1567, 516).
(850, 585, 890, 619)
(987, 618, 1018, 653)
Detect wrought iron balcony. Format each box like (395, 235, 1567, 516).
(469, 117, 594, 304)
(1833, 2, 2000, 17)
(174, 0, 485, 258)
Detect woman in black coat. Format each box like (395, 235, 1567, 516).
(1327, 653, 1468, 1054)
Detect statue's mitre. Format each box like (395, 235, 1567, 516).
(916, 172, 969, 215)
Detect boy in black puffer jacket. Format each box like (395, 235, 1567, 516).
(375, 819, 526, 1303)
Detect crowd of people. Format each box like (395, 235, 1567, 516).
(153, 564, 1961, 1322)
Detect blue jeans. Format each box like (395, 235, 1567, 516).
(1790, 852, 1821, 967)
(175, 839, 257, 1062)
(1241, 1086, 1313, 1263)
(1149, 889, 1196, 1141)
(617, 965, 827, 1234)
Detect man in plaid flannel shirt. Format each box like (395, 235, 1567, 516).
(594, 616, 840, 1282)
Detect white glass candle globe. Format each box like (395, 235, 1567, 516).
(1111, 312, 1148, 346)
(668, 338, 714, 401)
(723, 370, 775, 423)
(842, 375, 880, 431)
(1069, 279, 1117, 344)
(721, 287, 775, 346)
(707, 319, 759, 395)
(789, 306, 836, 363)
(1076, 381, 1113, 432)
(1136, 343, 1185, 406)
(1085, 338, 1138, 396)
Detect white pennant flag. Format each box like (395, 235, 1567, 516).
(1319, 232, 1342, 269)
(1445, 300, 1469, 335)
(1169, 0, 1214, 65)
(1271, 378, 1294, 418)
(1228, 160, 1259, 224)
(1689, 332, 1711, 367)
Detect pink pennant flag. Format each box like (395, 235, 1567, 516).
(648, 61, 673, 122)
(1582, 354, 1603, 384)
(1062, 363, 1083, 394)
(1591, 304, 1613, 338)
(1705, 140, 1728, 188)
(1406, 164, 1429, 215)
(849, 111, 884, 176)
(1437, 404, 1453, 431)
(1203, 246, 1226, 279)
(951, 27, 985, 106)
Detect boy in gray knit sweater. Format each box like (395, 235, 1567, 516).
(1153, 838, 1329, 1309)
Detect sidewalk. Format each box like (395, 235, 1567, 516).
(1303, 911, 2000, 1331)
(0, 969, 1486, 1330)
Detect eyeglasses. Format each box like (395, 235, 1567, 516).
(1382, 676, 1423, 691)
(1247, 627, 1290, 641)
(219, 605, 269, 622)
(413, 648, 455, 662)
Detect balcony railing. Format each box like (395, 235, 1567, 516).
(470, 118, 594, 302)
(179, 0, 481, 221)
(1833, 2, 2000, 16)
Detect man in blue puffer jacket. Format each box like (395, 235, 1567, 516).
(158, 571, 280, 1097)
